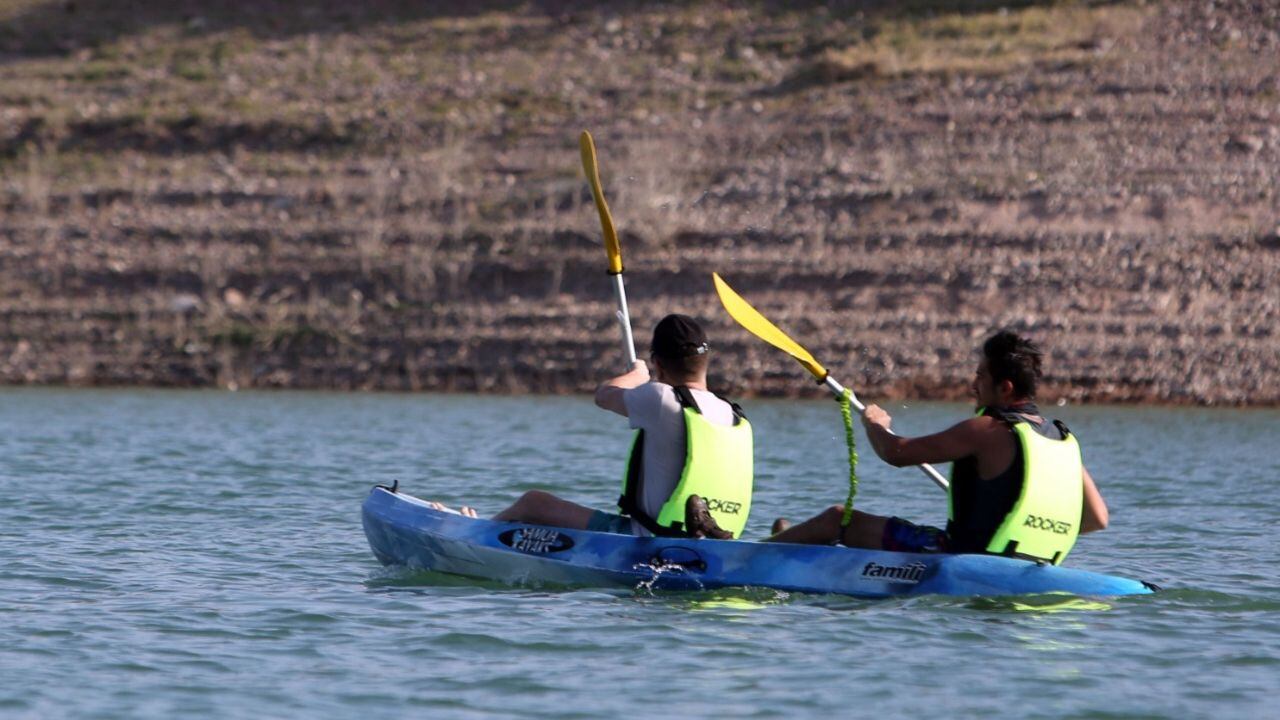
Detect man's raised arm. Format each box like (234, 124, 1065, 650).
(594, 361, 650, 416)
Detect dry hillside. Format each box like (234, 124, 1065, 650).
(1, 0, 1277, 403)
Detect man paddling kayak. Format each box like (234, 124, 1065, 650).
(433, 314, 753, 539)
(769, 331, 1108, 564)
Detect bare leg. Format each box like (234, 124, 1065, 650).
(839, 509, 889, 549)
(766, 505, 889, 549)
(491, 490, 597, 530)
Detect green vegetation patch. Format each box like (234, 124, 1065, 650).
(211, 322, 257, 349)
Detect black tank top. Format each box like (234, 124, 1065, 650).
(946, 403, 1066, 553)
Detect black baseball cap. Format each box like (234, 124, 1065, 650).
(650, 314, 710, 359)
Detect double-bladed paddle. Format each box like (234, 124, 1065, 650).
(580, 130, 638, 370)
(712, 272, 949, 491)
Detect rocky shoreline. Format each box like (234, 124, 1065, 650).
(1, 1, 1277, 404)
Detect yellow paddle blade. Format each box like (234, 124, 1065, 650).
(579, 130, 623, 275)
(712, 273, 828, 381)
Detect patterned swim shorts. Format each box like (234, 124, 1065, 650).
(881, 517, 950, 553)
(586, 510, 635, 535)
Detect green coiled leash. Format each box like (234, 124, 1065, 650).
(839, 388, 859, 527)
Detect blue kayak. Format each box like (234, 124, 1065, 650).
(362, 487, 1155, 598)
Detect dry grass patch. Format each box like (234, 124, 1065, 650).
(783, 1, 1151, 90)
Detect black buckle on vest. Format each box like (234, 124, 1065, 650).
(999, 540, 1059, 566)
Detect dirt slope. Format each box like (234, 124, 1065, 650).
(1, 0, 1277, 403)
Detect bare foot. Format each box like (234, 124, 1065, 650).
(427, 501, 479, 518)
(770, 517, 792, 535)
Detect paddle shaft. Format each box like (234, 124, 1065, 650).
(821, 376, 950, 492)
(610, 272, 638, 368)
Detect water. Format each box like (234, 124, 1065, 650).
(2, 389, 1277, 719)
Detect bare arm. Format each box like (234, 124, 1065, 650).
(1080, 466, 1109, 533)
(593, 361, 649, 417)
(861, 404, 986, 467)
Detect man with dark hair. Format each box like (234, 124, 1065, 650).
(435, 314, 754, 538)
(769, 330, 1108, 564)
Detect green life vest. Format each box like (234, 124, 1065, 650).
(618, 386, 754, 538)
(949, 408, 1083, 565)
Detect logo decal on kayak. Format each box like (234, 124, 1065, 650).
(861, 561, 927, 584)
(499, 527, 575, 555)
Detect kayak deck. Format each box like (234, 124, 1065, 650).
(362, 488, 1154, 598)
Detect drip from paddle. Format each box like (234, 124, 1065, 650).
(711, 273, 949, 492)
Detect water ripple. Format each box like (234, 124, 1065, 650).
(0, 390, 1275, 719)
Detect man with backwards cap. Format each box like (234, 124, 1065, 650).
(433, 314, 756, 539)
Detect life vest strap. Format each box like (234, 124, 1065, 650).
(672, 385, 701, 414)
(998, 540, 1064, 566)
(617, 493, 690, 537)
(672, 384, 746, 425)
(619, 428, 693, 538)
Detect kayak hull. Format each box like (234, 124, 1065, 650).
(362, 488, 1154, 598)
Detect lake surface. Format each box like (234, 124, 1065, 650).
(2, 389, 1276, 718)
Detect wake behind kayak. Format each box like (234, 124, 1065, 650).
(361, 487, 1155, 599)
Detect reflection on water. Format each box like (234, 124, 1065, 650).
(966, 594, 1114, 614)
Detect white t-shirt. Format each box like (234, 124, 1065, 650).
(621, 382, 736, 536)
